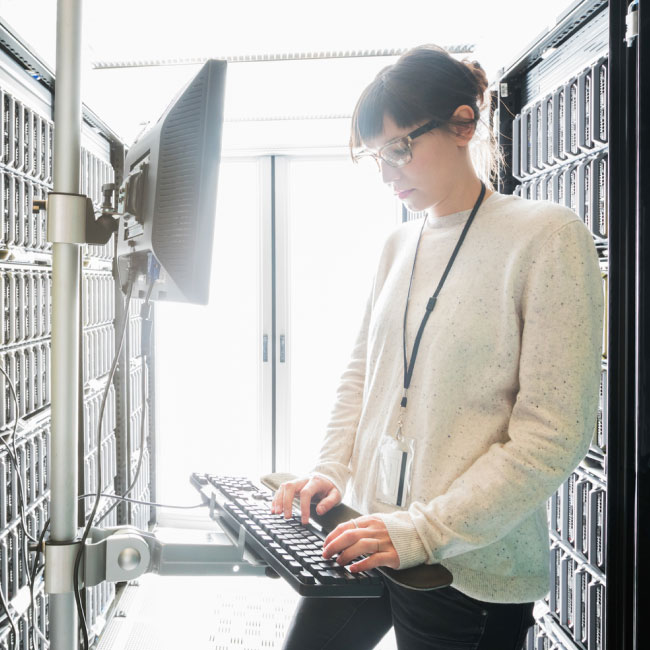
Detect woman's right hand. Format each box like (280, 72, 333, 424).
(271, 476, 342, 525)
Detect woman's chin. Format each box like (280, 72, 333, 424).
(401, 193, 428, 214)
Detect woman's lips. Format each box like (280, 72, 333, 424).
(397, 189, 414, 200)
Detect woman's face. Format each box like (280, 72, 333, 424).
(364, 113, 470, 213)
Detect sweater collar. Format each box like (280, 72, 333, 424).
(425, 191, 499, 229)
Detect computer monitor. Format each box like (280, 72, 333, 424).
(116, 59, 227, 304)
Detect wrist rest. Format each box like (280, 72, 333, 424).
(260, 472, 453, 591)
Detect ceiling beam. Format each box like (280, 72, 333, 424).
(92, 45, 475, 69)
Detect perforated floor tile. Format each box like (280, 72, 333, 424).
(96, 574, 398, 650)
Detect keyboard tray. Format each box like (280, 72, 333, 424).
(260, 472, 453, 592)
(192, 473, 385, 598)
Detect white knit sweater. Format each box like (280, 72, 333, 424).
(311, 191, 603, 603)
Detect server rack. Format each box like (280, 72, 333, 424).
(495, 0, 644, 648)
(633, 4, 650, 650)
(0, 16, 154, 650)
(115, 295, 154, 532)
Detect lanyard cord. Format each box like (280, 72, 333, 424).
(401, 182, 487, 409)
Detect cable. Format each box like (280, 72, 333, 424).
(96, 276, 155, 527)
(73, 280, 134, 650)
(0, 364, 40, 649)
(28, 519, 50, 650)
(78, 493, 206, 510)
(0, 582, 17, 650)
(0, 365, 39, 545)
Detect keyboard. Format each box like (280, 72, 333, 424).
(191, 473, 384, 598)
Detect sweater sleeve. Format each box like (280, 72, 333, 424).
(379, 219, 604, 568)
(309, 292, 372, 496)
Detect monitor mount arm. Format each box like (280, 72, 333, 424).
(43, 496, 271, 598)
(34, 189, 120, 247)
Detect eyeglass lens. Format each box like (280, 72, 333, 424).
(381, 139, 412, 167)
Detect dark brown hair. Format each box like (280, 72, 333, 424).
(350, 45, 498, 183)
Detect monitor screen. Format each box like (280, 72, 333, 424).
(117, 59, 227, 304)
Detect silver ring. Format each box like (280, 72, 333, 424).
(351, 519, 359, 528)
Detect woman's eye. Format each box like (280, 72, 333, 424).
(386, 141, 410, 158)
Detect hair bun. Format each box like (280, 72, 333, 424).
(462, 58, 488, 110)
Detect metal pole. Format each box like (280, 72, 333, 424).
(50, 0, 83, 648)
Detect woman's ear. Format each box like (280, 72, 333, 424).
(449, 105, 477, 145)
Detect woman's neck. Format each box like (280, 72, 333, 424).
(426, 175, 492, 219)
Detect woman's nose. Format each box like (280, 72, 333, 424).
(380, 160, 400, 184)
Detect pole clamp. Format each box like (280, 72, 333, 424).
(35, 192, 120, 245)
(46, 192, 87, 244)
(44, 540, 83, 594)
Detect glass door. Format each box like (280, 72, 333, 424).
(154, 158, 272, 515)
(275, 155, 400, 473)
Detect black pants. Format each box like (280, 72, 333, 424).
(282, 581, 535, 650)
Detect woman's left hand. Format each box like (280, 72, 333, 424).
(322, 516, 400, 573)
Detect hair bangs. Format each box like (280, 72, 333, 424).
(350, 69, 441, 154)
(350, 80, 388, 150)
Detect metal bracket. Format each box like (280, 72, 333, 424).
(44, 540, 83, 594)
(44, 524, 268, 595)
(35, 192, 120, 245)
(45, 192, 87, 244)
(626, 1, 639, 46)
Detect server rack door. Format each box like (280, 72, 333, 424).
(633, 2, 650, 649)
(493, 1, 629, 648)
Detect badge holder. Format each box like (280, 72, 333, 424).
(376, 413, 416, 508)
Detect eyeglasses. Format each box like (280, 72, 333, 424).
(352, 118, 441, 169)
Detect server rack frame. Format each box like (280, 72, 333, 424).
(491, 1, 644, 649)
(0, 11, 154, 649)
(603, 3, 636, 650)
(633, 3, 649, 650)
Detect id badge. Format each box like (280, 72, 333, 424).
(375, 435, 415, 508)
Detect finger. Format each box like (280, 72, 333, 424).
(348, 552, 389, 573)
(282, 483, 298, 519)
(323, 520, 358, 548)
(314, 487, 341, 516)
(334, 537, 381, 566)
(299, 483, 317, 524)
(322, 527, 363, 558)
(271, 485, 283, 513)
(272, 483, 291, 514)
(323, 515, 367, 545)
(271, 485, 284, 514)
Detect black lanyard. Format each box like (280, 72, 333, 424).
(401, 182, 487, 410)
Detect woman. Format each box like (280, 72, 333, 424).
(272, 44, 603, 650)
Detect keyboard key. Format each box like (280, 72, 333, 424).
(364, 570, 383, 584)
(299, 570, 316, 584)
(316, 571, 337, 584)
(287, 561, 303, 574)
